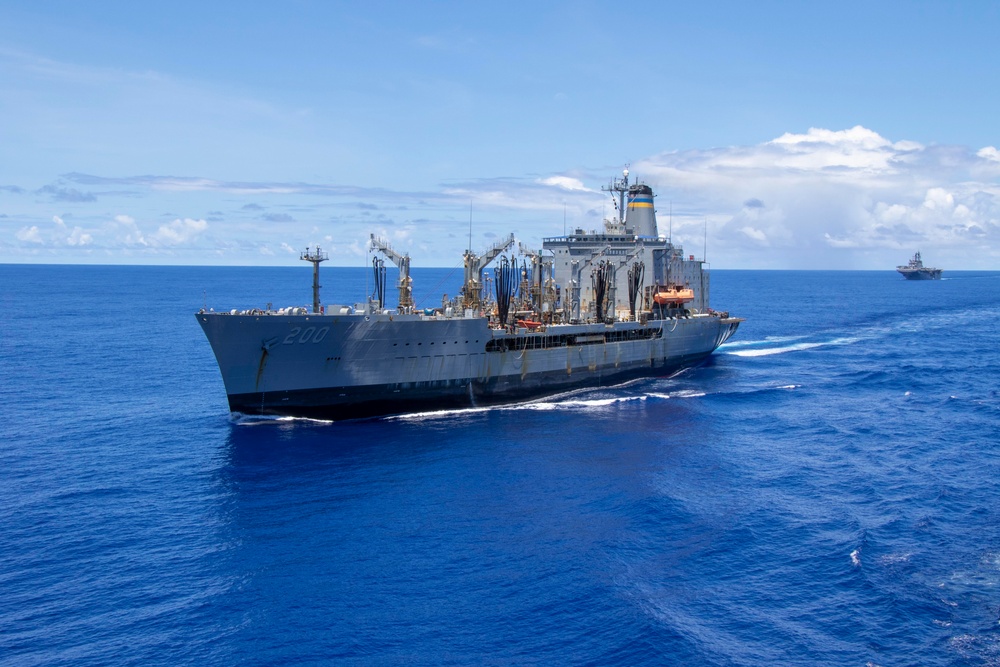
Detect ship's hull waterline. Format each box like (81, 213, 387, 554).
(198, 311, 741, 421)
(898, 270, 942, 280)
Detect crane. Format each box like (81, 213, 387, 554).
(461, 233, 515, 311)
(369, 234, 413, 312)
(516, 241, 557, 317)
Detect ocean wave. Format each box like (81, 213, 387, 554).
(726, 341, 826, 357)
(662, 389, 708, 399)
(724, 305, 1000, 365)
(387, 406, 493, 421)
(519, 395, 648, 410)
(389, 386, 710, 421)
(718, 335, 808, 349)
(230, 412, 334, 426)
(725, 337, 859, 357)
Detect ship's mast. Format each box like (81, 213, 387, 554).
(602, 166, 630, 225)
(300, 246, 328, 313)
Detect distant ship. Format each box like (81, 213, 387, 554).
(197, 169, 743, 421)
(897, 252, 942, 280)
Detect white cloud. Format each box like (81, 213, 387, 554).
(539, 176, 592, 192)
(112, 213, 148, 246)
(878, 203, 908, 223)
(66, 226, 92, 246)
(634, 126, 1000, 268)
(739, 226, 768, 243)
(16, 226, 42, 243)
(53, 214, 92, 245)
(151, 218, 208, 246)
(822, 233, 851, 249)
(923, 187, 954, 211)
(759, 125, 907, 172)
(392, 225, 414, 243)
(977, 146, 999, 162)
(772, 125, 890, 150)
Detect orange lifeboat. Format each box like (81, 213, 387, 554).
(653, 287, 694, 305)
(516, 319, 543, 330)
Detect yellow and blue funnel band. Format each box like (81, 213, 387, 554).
(628, 195, 654, 209)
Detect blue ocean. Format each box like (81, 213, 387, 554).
(2, 264, 999, 666)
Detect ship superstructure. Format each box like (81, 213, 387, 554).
(897, 251, 942, 280)
(197, 170, 742, 420)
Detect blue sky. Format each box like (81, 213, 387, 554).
(2, 1, 998, 269)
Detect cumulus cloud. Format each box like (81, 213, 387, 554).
(150, 218, 208, 246)
(112, 214, 148, 246)
(977, 146, 999, 162)
(633, 126, 1000, 268)
(16, 226, 42, 243)
(53, 214, 93, 246)
(66, 226, 92, 245)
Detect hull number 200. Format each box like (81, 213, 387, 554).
(283, 326, 330, 345)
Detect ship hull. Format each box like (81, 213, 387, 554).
(225, 350, 714, 421)
(898, 269, 942, 280)
(197, 311, 740, 421)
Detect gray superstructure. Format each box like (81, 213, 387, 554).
(197, 170, 742, 420)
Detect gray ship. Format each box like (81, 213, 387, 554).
(197, 170, 742, 420)
(897, 251, 942, 280)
